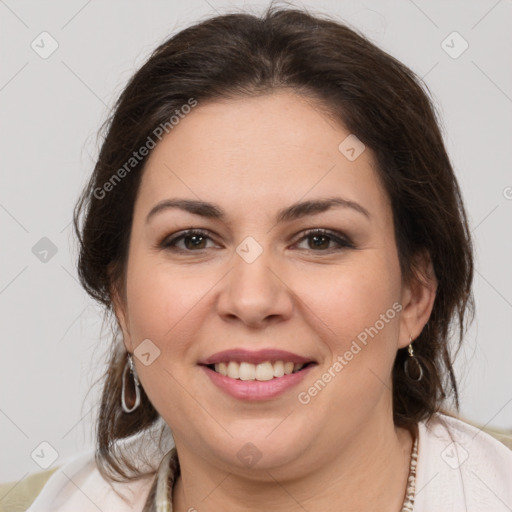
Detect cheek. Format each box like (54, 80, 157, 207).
(292, 254, 402, 401)
(293, 263, 401, 414)
(125, 254, 208, 346)
(298, 254, 400, 335)
(123, 259, 208, 419)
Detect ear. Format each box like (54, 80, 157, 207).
(398, 250, 437, 349)
(108, 264, 133, 354)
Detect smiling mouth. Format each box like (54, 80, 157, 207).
(204, 361, 316, 381)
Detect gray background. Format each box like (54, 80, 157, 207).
(1, 0, 511, 483)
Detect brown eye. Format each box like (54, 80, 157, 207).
(308, 234, 330, 250)
(295, 229, 354, 252)
(160, 229, 216, 251)
(183, 234, 207, 250)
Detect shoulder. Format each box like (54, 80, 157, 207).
(422, 411, 512, 459)
(415, 412, 512, 512)
(23, 448, 155, 512)
(0, 466, 59, 512)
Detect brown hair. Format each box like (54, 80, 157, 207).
(73, 3, 474, 484)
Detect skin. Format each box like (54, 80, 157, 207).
(113, 90, 437, 512)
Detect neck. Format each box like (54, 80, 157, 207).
(171, 418, 414, 512)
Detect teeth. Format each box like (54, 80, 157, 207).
(217, 362, 228, 376)
(273, 360, 285, 378)
(239, 362, 256, 381)
(213, 360, 307, 381)
(227, 361, 239, 379)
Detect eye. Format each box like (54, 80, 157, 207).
(160, 229, 217, 251)
(159, 228, 354, 253)
(294, 229, 354, 252)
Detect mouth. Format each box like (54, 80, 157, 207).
(203, 360, 316, 381)
(198, 348, 317, 400)
(200, 361, 316, 401)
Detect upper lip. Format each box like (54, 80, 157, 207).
(199, 349, 316, 366)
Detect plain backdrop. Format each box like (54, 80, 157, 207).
(1, 0, 511, 483)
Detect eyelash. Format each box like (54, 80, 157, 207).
(159, 228, 355, 253)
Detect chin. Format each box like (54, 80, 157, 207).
(208, 428, 311, 474)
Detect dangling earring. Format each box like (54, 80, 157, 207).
(121, 353, 141, 413)
(404, 335, 423, 382)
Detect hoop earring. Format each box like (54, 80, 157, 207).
(121, 353, 141, 413)
(404, 336, 424, 382)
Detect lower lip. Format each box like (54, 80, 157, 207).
(200, 364, 315, 401)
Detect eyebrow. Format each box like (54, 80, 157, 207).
(145, 196, 371, 224)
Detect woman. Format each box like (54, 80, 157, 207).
(25, 4, 511, 512)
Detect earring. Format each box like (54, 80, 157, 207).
(121, 353, 141, 413)
(404, 336, 423, 382)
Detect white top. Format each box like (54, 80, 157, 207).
(27, 413, 512, 511)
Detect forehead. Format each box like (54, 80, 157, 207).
(136, 91, 389, 221)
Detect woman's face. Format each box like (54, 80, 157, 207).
(115, 90, 434, 476)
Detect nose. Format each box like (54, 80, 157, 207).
(216, 248, 294, 329)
